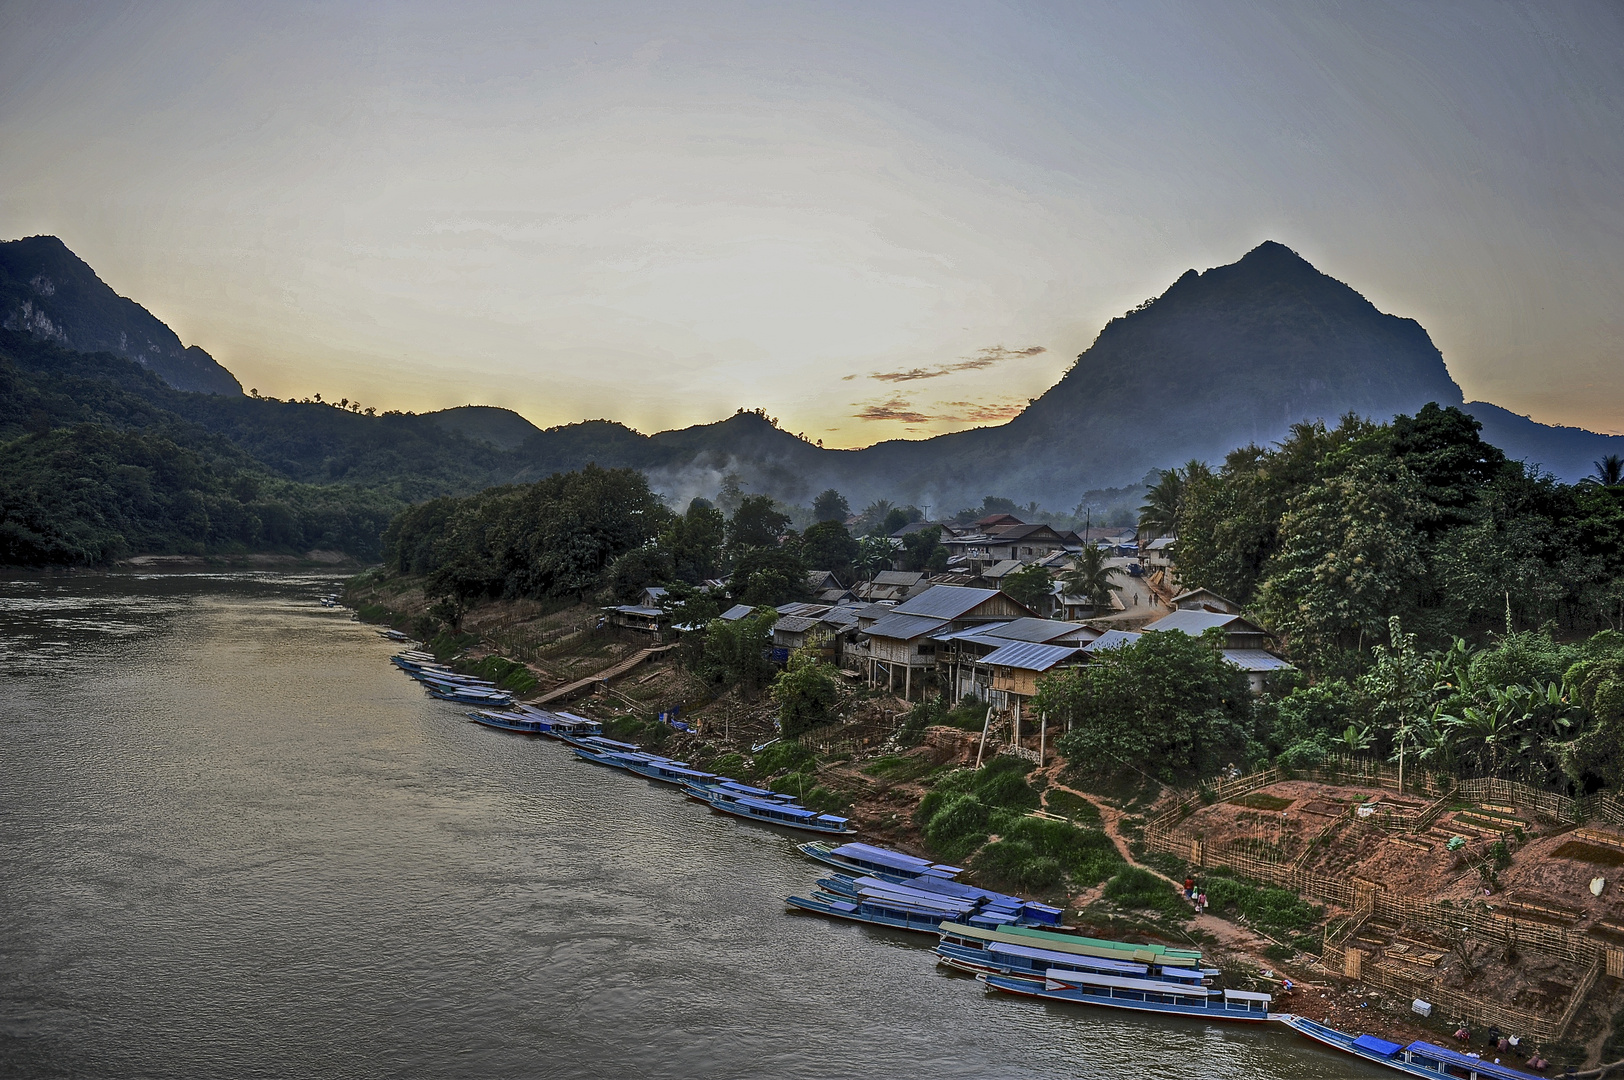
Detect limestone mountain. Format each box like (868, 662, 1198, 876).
(0, 236, 242, 395)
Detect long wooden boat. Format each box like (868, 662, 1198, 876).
(797, 840, 964, 881)
(786, 888, 978, 933)
(980, 969, 1272, 1022)
(936, 934, 1217, 989)
(1278, 1015, 1545, 1080)
(686, 779, 799, 807)
(937, 920, 1206, 969)
(688, 786, 853, 834)
(816, 874, 1060, 928)
(467, 710, 550, 735)
(424, 684, 513, 706)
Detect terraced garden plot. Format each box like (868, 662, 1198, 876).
(1227, 792, 1294, 812)
(1551, 840, 1624, 868)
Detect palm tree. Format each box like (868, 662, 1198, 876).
(1059, 545, 1122, 611)
(1587, 455, 1624, 487)
(1137, 468, 1184, 544)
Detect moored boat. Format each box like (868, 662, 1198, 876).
(798, 840, 964, 881)
(690, 786, 852, 834)
(467, 710, 550, 734)
(979, 969, 1272, 1022)
(1278, 1015, 1545, 1080)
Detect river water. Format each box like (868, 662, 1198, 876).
(0, 571, 1373, 1078)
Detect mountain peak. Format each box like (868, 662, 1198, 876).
(0, 235, 241, 395)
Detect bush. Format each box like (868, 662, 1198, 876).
(1042, 789, 1102, 825)
(973, 840, 1065, 892)
(771, 650, 840, 739)
(754, 740, 816, 777)
(922, 793, 991, 862)
(1000, 816, 1123, 886)
(1203, 875, 1321, 933)
(1103, 867, 1186, 917)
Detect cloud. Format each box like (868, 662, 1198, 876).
(852, 397, 937, 424)
(858, 344, 1046, 383)
(852, 395, 1028, 426)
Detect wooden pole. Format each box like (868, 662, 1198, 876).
(1040, 712, 1047, 765)
(975, 707, 994, 770)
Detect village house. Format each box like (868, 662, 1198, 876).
(981, 640, 1087, 719)
(853, 569, 928, 603)
(1142, 535, 1177, 581)
(606, 586, 669, 634)
(1093, 604, 1295, 692)
(859, 585, 1035, 699)
(934, 617, 1099, 703)
(805, 570, 855, 606)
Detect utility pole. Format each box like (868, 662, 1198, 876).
(1039, 712, 1047, 766)
(975, 707, 994, 769)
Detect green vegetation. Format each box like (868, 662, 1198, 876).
(999, 564, 1053, 611)
(1101, 867, 1186, 918)
(770, 651, 840, 739)
(1201, 874, 1322, 934)
(1036, 628, 1255, 782)
(1041, 789, 1102, 824)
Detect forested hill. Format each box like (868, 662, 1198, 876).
(0, 236, 242, 395)
(0, 332, 525, 564)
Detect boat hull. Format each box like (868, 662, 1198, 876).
(981, 973, 1270, 1024)
(785, 895, 949, 934)
(696, 792, 853, 834)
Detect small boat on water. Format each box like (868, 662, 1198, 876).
(424, 683, 513, 706)
(686, 783, 853, 835)
(979, 969, 1272, 1022)
(1278, 1015, 1545, 1080)
(467, 710, 551, 735)
(936, 921, 1206, 971)
(798, 840, 964, 881)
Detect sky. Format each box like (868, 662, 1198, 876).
(1, 1, 1620, 445)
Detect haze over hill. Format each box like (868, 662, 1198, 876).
(3, 235, 1619, 515)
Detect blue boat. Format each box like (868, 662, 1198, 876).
(815, 874, 1061, 928)
(689, 786, 853, 835)
(798, 840, 964, 881)
(684, 778, 800, 808)
(425, 684, 514, 706)
(937, 935, 1216, 989)
(607, 754, 718, 787)
(538, 712, 602, 739)
(979, 969, 1272, 1023)
(467, 710, 550, 735)
(786, 886, 979, 932)
(1279, 1015, 1545, 1080)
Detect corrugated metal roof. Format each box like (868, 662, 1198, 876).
(1142, 609, 1250, 634)
(820, 607, 861, 627)
(773, 615, 823, 634)
(863, 612, 950, 641)
(873, 570, 926, 586)
(930, 622, 1011, 642)
(980, 559, 1025, 579)
(719, 604, 756, 621)
(979, 641, 1083, 672)
(982, 617, 1092, 643)
(1084, 630, 1143, 652)
(614, 606, 664, 617)
(893, 584, 1002, 619)
(1223, 649, 1295, 672)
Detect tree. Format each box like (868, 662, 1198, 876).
(727, 495, 791, 551)
(1358, 616, 1433, 787)
(898, 525, 949, 573)
(729, 545, 808, 607)
(603, 541, 674, 603)
(772, 650, 841, 738)
(1000, 564, 1054, 612)
(1059, 546, 1121, 610)
(1038, 629, 1255, 781)
(698, 607, 778, 699)
(858, 499, 894, 535)
(1138, 464, 1192, 542)
(660, 498, 726, 583)
(1588, 455, 1624, 488)
(812, 488, 851, 522)
(800, 519, 859, 579)
(855, 534, 895, 580)
(881, 505, 921, 536)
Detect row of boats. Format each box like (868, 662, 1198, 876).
(389, 649, 857, 834)
(390, 642, 1545, 1080)
(788, 841, 1544, 1080)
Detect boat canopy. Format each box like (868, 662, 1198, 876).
(1351, 1035, 1403, 1058)
(1406, 1043, 1544, 1080)
(1045, 969, 1217, 998)
(1222, 989, 1272, 1003)
(987, 941, 1148, 976)
(941, 922, 1204, 967)
(735, 797, 817, 819)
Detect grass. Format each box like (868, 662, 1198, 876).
(862, 754, 939, 783)
(1042, 789, 1102, 824)
(1201, 873, 1322, 934)
(1228, 792, 1294, 812)
(1101, 867, 1188, 918)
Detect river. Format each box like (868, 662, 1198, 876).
(0, 571, 1372, 1078)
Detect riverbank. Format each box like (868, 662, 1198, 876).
(344, 571, 1610, 1067)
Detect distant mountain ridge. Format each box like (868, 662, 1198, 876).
(0, 236, 241, 395)
(5, 235, 1620, 511)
